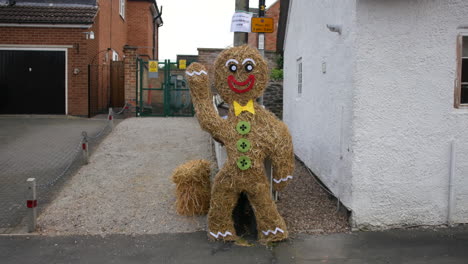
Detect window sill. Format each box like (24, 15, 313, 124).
(452, 106, 468, 114)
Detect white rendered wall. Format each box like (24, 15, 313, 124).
(352, 0, 468, 228)
(283, 0, 357, 208)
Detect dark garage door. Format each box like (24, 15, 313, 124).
(0, 50, 65, 114)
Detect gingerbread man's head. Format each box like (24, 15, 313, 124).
(214, 45, 269, 104)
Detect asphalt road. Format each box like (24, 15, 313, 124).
(0, 117, 110, 232)
(1, 226, 467, 264)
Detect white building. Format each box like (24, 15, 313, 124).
(280, 0, 468, 229)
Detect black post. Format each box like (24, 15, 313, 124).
(259, 0, 265, 17)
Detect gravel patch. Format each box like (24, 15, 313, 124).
(38, 117, 350, 236)
(38, 117, 213, 235)
(277, 159, 351, 235)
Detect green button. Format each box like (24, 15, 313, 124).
(236, 121, 251, 135)
(236, 156, 252, 170)
(236, 138, 251, 153)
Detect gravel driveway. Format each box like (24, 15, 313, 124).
(38, 117, 350, 236)
(38, 117, 213, 235)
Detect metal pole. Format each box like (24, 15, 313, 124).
(26, 178, 37, 233)
(234, 0, 249, 46)
(258, 0, 266, 105)
(448, 140, 456, 226)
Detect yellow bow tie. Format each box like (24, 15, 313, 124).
(233, 100, 255, 116)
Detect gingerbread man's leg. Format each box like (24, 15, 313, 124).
(246, 181, 288, 243)
(207, 170, 239, 241)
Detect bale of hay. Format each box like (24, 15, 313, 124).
(171, 160, 211, 216)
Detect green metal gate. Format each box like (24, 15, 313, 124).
(137, 58, 194, 117)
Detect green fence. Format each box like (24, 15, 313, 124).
(137, 59, 194, 117)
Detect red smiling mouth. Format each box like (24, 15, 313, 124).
(227, 75, 255, 93)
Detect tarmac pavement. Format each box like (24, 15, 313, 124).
(0, 117, 110, 232)
(1, 226, 467, 263)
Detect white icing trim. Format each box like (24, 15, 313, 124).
(225, 59, 239, 66)
(262, 227, 284, 236)
(273, 175, 293, 184)
(242, 58, 256, 65)
(209, 231, 233, 239)
(186, 70, 207, 76)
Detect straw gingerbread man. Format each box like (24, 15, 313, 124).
(185, 45, 294, 243)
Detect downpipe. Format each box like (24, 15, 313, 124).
(447, 140, 455, 226)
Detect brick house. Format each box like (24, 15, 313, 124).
(0, 0, 162, 116)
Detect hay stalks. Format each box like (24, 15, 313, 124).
(171, 160, 211, 216)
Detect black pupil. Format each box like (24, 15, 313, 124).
(230, 65, 237, 72)
(245, 64, 253, 72)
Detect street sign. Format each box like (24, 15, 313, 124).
(149, 60, 158, 72)
(179, 60, 186, 70)
(251, 17, 274, 33)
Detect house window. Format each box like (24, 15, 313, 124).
(297, 57, 302, 97)
(456, 35, 468, 107)
(119, 0, 125, 19)
(112, 51, 119, 61)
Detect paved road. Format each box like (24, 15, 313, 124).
(1, 226, 467, 263)
(0, 117, 110, 232)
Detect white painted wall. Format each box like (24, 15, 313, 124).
(352, 0, 468, 228)
(283, 0, 357, 208)
(284, 0, 468, 228)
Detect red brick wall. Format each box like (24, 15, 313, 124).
(123, 46, 137, 104)
(0, 1, 158, 116)
(248, 0, 280, 52)
(0, 27, 90, 116)
(127, 1, 156, 59)
(94, 0, 128, 63)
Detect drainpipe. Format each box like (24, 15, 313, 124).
(153, 5, 163, 59)
(447, 140, 456, 226)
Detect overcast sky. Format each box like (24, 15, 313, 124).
(157, 0, 277, 61)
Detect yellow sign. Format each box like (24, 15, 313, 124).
(179, 60, 187, 70)
(149, 60, 158, 73)
(251, 17, 274, 33)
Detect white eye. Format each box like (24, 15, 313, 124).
(229, 64, 237, 72)
(245, 64, 254, 72)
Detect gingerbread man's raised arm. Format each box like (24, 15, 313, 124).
(186, 63, 228, 141)
(271, 123, 295, 192)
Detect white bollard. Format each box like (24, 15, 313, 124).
(26, 178, 37, 233)
(108, 107, 114, 131)
(81, 131, 89, 164)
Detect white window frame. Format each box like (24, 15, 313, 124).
(119, 0, 125, 19)
(297, 57, 303, 97)
(455, 33, 468, 108)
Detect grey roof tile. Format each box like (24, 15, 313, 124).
(0, 5, 97, 24)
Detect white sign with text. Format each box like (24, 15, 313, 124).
(230, 11, 252, 33)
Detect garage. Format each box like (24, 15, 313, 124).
(0, 49, 66, 115)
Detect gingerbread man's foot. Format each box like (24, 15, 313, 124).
(258, 227, 288, 244)
(208, 230, 239, 242)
